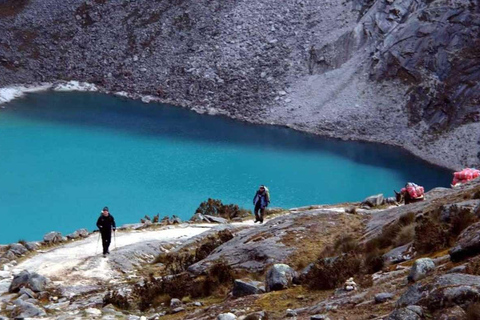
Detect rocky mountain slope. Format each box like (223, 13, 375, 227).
(2, 180, 480, 319)
(0, 0, 479, 169)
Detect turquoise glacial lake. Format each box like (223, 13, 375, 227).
(0, 91, 451, 244)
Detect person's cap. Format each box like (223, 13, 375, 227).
(259, 185, 265, 188)
(103, 206, 109, 211)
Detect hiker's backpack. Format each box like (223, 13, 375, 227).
(264, 186, 271, 203)
(402, 182, 424, 199)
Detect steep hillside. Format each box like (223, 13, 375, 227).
(0, 0, 479, 168)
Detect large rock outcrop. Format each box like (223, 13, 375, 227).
(450, 221, 480, 262)
(396, 273, 480, 311)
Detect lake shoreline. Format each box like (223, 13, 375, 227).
(0, 81, 459, 172)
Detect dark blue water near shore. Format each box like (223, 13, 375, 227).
(0, 91, 451, 244)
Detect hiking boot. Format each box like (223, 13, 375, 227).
(103, 254, 107, 258)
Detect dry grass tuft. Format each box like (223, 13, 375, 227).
(467, 302, 480, 320)
(394, 224, 415, 247)
(466, 256, 480, 276)
(131, 260, 234, 311)
(103, 290, 130, 309)
(154, 229, 234, 274)
(366, 212, 416, 251)
(414, 215, 450, 254)
(306, 253, 362, 290)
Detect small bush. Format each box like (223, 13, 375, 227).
(363, 248, 385, 274)
(195, 198, 251, 220)
(367, 212, 417, 250)
(307, 253, 362, 290)
(103, 290, 130, 309)
(466, 256, 480, 276)
(450, 207, 479, 237)
(356, 273, 373, 288)
(132, 274, 164, 311)
(334, 235, 361, 254)
(394, 224, 416, 247)
(414, 216, 450, 254)
(154, 229, 234, 274)
(17, 239, 27, 246)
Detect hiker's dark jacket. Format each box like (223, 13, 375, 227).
(253, 191, 270, 209)
(97, 214, 116, 233)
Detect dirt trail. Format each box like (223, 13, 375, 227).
(11, 226, 213, 287)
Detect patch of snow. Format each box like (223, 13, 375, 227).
(114, 91, 130, 98)
(53, 81, 97, 92)
(0, 83, 52, 105)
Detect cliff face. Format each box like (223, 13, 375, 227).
(0, 0, 479, 168)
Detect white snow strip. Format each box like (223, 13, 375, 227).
(0, 81, 98, 106)
(0, 83, 53, 105)
(52, 80, 97, 92)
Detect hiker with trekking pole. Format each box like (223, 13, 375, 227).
(96, 206, 116, 257)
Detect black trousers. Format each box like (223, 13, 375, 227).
(254, 204, 265, 222)
(100, 231, 112, 254)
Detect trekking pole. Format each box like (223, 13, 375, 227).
(113, 229, 117, 251)
(95, 231, 100, 255)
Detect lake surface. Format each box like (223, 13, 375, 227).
(0, 91, 451, 244)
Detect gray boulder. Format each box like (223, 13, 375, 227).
(383, 243, 412, 264)
(396, 284, 423, 307)
(2, 250, 15, 261)
(8, 243, 28, 256)
(387, 305, 423, 320)
(447, 265, 467, 274)
(265, 264, 297, 292)
(440, 200, 480, 222)
(171, 307, 185, 314)
(217, 313, 236, 320)
(43, 231, 63, 244)
(244, 311, 266, 319)
(397, 273, 480, 309)
(171, 215, 182, 224)
(375, 292, 394, 303)
(66, 231, 81, 239)
(450, 221, 480, 262)
(170, 298, 182, 308)
(311, 315, 331, 320)
(204, 215, 229, 224)
(232, 279, 265, 297)
(436, 305, 466, 320)
(12, 299, 46, 318)
(77, 228, 89, 237)
(24, 242, 41, 251)
(66, 229, 89, 239)
(190, 212, 206, 222)
(19, 287, 36, 298)
(408, 258, 435, 282)
(362, 194, 384, 208)
(9, 270, 48, 293)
